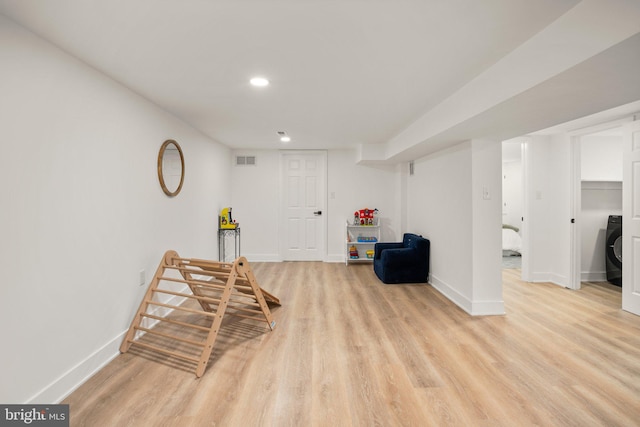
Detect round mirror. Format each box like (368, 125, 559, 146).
(157, 139, 184, 197)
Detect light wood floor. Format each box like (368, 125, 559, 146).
(64, 264, 640, 426)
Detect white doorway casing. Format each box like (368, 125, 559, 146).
(569, 136, 581, 290)
(280, 150, 327, 261)
(568, 120, 627, 291)
(520, 139, 531, 281)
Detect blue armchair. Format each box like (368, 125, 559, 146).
(373, 233, 430, 284)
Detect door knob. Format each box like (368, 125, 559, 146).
(313, 210, 322, 216)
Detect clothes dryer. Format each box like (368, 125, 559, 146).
(606, 215, 622, 286)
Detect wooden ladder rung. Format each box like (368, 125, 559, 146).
(213, 274, 250, 285)
(228, 297, 260, 307)
(225, 312, 266, 322)
(133, 326, 206, 347)
(127, 340, 201, 363)
(158, 275, 222, 288)
(140, 313, 211, 332)
(164, 265, 227, 277)
(196, 280, 253, 292)
(158, 275, 254, 293)
(175, 256, 234, 269)
(153, 288, 220, 304)
(145, 300, 216, 317)
(169, 265, 251, 285)
(227, 305, 264, 315)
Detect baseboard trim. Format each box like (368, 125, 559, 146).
(581, 271, 607, 282)
(529, 272, 568, 288)
(240, 254, 345, 263)
(430, 274, 472, 314)
(471, 300, 506, 316)
(234, 255, 354, 263)
(242, 254, 282, 262)
(27, 332, 123, 404)
(27, 289, 188, 404)
(528, 272, 552, 283)
(549, 273, 568, 288)
(430, 274, 504, 316)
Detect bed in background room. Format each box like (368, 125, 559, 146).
(502, 224, 522, 256)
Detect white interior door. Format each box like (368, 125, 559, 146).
(622, 120, 640, 315)
(280, 151, 326, 261)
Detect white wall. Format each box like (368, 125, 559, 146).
(327, 150, 400, 260)
(581, 134, 623, 181)
(471, 140, 503, 312)
(228, 150, 281, 261)
(408, 144, 472, 307)
(407, 140, 503, 315)
(0, 16, 231, 403)
(230, 149, 400, 262)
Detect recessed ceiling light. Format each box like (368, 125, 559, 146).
(250, 77, 269, 87)
(277, 131, 290, 143)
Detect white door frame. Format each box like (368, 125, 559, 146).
(567, 120, 628, 291)
(569, 135, 582, 290)
(278, 150, 328, 261)
(520, 139, 532, 281)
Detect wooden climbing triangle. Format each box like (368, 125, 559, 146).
(120, 250, 280, 377)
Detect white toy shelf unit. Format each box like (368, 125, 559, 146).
(345, 208, 381, 265)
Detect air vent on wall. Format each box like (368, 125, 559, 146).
(236, 155, 256, 166)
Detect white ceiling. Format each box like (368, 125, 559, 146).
(0, 0, 585, 151)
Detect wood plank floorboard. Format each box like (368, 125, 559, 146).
(64, 264, 640, 426)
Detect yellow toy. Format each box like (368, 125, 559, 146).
(219, 207, 238, 229)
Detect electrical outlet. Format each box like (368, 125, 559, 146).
(139, 269, 146, 286)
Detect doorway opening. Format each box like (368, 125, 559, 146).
(574, 128, 623, 288)
(502, 139, 525, 272)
